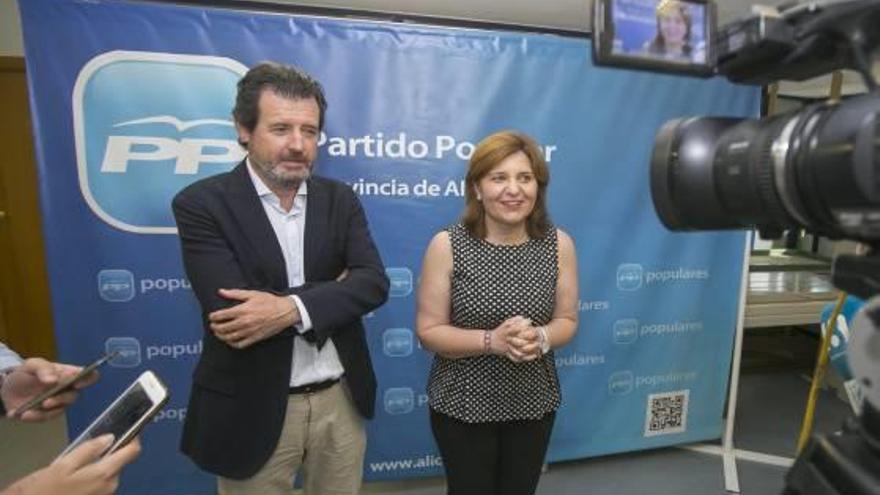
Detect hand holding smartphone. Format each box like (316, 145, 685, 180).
(10, 351, 117, 419)
(60, 370, 169, 459)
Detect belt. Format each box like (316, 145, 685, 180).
(289, 378, 339, 395)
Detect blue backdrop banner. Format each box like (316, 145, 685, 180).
(19, 0, 758, 493)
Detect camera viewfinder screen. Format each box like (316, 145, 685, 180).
(610, 0, 708, 65)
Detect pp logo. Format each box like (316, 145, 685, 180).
(105, 337, 142, 368)
(97, 269, 135, 302)
(383, 328, 414, 357)
(386, 268, 413, 297)
(73, 51, 248, 234)
(608, 371, 634, 396)
(613, 319, 639, 345)
(384, 387, 415, 415)
(616, 264, 644, 291)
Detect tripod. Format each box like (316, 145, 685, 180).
(782, 255, 880, 494)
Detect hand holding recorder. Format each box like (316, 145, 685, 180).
(0, 435, 141, 495)
(60, 370, 169, 459)
(0, 351, 162, 495)
(1, 356, 102, 422)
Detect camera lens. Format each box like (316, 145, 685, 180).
(788, 95, 880, 241)
(650, 117, 730, 230)
(650, 115, 796, 234)
(650, 94, 880, 242)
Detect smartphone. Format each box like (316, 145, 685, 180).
(11, 351, 118, 418)
(59, 370, 169, 458)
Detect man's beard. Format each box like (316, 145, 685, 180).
(254, 156, 312, 190)
(265, 164, 310, 189)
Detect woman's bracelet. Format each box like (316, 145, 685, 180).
(483, 330, 492, 354)
(538, 326, 551, 354)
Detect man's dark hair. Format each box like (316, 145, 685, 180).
(232, 62, 328, 142)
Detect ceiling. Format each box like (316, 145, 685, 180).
(247, 0, 778, 32)
(5, 0, 876, 97)
(240, 0, 875, 97)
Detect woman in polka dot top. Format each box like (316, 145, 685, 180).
(416, 130, 580, 495)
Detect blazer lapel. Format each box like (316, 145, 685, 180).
(226, 161, 288, 288)
(303, 177, 327, 283)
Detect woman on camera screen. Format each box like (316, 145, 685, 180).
(643, 0, 699, 62)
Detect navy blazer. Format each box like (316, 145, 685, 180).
(172, 161, 389, 479)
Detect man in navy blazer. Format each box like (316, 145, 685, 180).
(172, 63, 389, 495)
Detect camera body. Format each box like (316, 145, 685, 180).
(592, 1, 880, 493)
(593, 0, 880, 265)
(593, 0, 880, 85)
(714, 1, 880, 85)
(594, 0, 880, 281)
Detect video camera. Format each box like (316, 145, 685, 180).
(591, 1, 880, 493)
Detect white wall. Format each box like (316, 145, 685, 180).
(779, 71, 876, 98)
(0, 0, 23, 57)
(0, 0, 772, 57)
(0, 0, 873, 96)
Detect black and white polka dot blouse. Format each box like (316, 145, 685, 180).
(427, 223, 561, 423)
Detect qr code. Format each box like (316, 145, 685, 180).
(644, 390, 689, 437)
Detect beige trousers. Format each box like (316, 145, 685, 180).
(218, 382, 366, 495)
